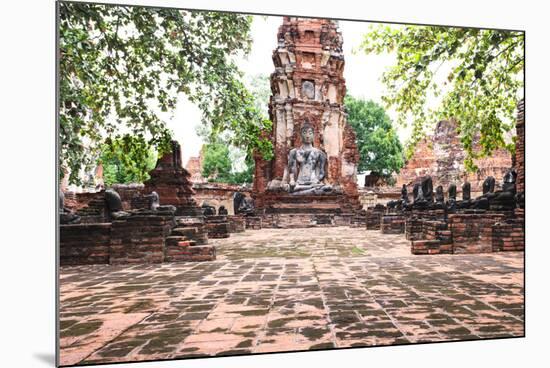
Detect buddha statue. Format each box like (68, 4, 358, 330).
(284, 122, 334, 195)
(59, 190, 81, 225)
(400, 184, 410, 209)
(201, 202, 216, 216)
(234, 192, 255, 215)
(489, 169, 517, 211)
(434, 185, 445, 209)
(473, 176, 496, 209)
(105, 189, 128, 220)
(447, 183, 457, 211)
(413, 177, 433, 209)
(458, 181, 472, 209)
(149, 191, 160, 211)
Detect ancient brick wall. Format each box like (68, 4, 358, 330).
(380, 214, 405, 234)
(191, 183, 251, 216)
(185, 147, 206, 183)
(204, 215, 231, 239)
(110, 210, 175, 265)
(515, 99, 525, 194)
(110, 184, 144, 210)
(59, 223, 111, 265)
(449, 213, 505, 254)
(396, 120, 512, 196)
(492, 220, 524, 252)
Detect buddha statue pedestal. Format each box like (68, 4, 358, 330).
(254, 123, 362, 228)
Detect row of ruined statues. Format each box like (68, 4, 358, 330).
(60, 188, 256, 225)
(388, 168, 523, 212)
(59, 189, 163, 224)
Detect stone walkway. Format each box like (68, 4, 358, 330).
(59, 227, 524, 366)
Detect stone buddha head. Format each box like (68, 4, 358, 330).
(300, 122, 314, 146)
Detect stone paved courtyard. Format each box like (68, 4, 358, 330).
(59, 227, 524, 366)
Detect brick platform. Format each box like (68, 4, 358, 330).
(174, 217, 209, 245)
(381, 214, 405, 234)
(110, 210, 175, 265)
(59, 223, 111, 265)
(227, 215, 246, 233)
(245, 216, 262, 230)
(492, 220, 525, 252)
(204, 215, 230, 239)
(365, 206, 384, 230)
(405, 217, 423, 240)
(449, 213, 505, 254)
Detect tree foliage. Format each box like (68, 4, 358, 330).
(100, 135, 157, 186)
(360, 25, 524, 171)
(59, 2, 272, 184)
(244, 73, 271, 116)
(344, 96, 404, 177)
(201, 142, 254, 185)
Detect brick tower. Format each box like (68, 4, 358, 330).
(253, 17, 362, 227)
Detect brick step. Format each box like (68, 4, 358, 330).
(164, 245, 216, 262)
(171, 227, 200, 237)
(165, 236, 196, 247)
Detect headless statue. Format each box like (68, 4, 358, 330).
(473, 176, 496, 209)
(434, 185, 445, 209)
(489, 169, 517, 211)
(447, 183, 457, 211)
(59, 190, 81, 224)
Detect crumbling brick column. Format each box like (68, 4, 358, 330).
(515, 99, 525, 194)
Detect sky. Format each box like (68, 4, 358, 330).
(166, 15, 404, 166)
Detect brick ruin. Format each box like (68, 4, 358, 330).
(367, 100, 525, 255)
(60, 143, 216, 266)
(191, 183, 251, 216)
(396, 120, 512, 196)
(142, 141, 202, 217)
(185, 146, 206, 183)
(253, 17, 363, 227)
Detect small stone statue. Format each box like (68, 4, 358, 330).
(105, 189, 128, 220)
(201, 203, 216, 216)
(458, 181, 472, 209)
(413, 177, 433, 209)
(218, 205, 228, 215)
(59, 190, 81, 224)
(462, 182, 471, 201)
(149, 191, 160, 211)
(386, 200, 398, 210)
(488, 169, 517, 211)
(434, 185, 445, 209)
(447, 183, 457, 211)
(283, 121, 334, 195)
(412, 183, 420, 202)
(473, 176, 496, 209)
(400, 184, 409, 205)
(234, 192, 254, 215)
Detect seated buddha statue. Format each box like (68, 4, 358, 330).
(283, 122, 334, 195)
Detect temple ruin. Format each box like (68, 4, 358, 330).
(253, 17, 363, 227)
(396, 119, 513, 196)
